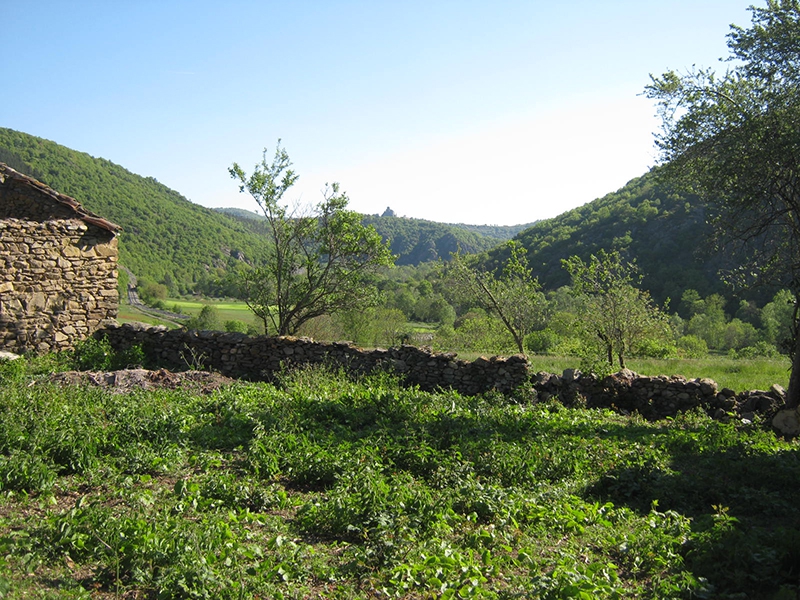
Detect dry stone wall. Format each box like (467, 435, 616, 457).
(98, 322, 529, 395)
(1, 163, 120, 354)
(99, 322, 787, 424)
(534, 368, 785, 422)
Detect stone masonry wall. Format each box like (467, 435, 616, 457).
(0, 176, 83, 221)
(98, 322, 787, 423)
(0, 219, 119, 353)
(98, 322, 529, 396)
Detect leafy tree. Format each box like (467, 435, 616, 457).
(445, 241, 547, 355)
(645, 1, 800, 405)
(563, 250, 669, 369)
(137, 280, 168, 305)
(229, 143, 394, 336)
(224, 319, 249, 334)
(185, 305, 220, 331)
(761, 288, 796, 350)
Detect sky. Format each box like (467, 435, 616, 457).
(3, 1, 754, 226)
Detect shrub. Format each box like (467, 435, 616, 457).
(729, 341, 780, 359)
(71, 336, 114, 371)
(677, 335, 709, 358)
(224, 319, 249, 334)
(525, 329, 560, 354)
(635, 338, 678, 359)
(70, 337, 145, 371)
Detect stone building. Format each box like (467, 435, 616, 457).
(0, 163, 121, 353)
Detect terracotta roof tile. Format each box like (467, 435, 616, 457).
(0, 162, 122, 234)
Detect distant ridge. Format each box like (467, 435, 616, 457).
(215, 207, 528, 266)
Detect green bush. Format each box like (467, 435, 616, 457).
(70, 337, 145, 371)
(729, 340, 780, 359)
(636, 338, 678, 359)
(677, 334, 709, 358)
(525, 329, 561, 354)
(224, 319, 249, 333)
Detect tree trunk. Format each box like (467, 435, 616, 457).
(512, 332, 525, 355)
(785, 295, 800, 409)
(786, 330, 800, 409)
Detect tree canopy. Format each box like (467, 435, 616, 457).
(230, 143, 395, 336)
(645, 0, 800, 405)
(446, 241, 547, 354)
(563, 250, 669, 369)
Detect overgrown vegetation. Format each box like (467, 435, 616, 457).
(0, 355, 797, 598)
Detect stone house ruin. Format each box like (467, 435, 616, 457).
(0, 163, 121, 353)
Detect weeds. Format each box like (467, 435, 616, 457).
(0, 363, 797, 598)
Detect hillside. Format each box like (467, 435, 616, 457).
(360, 215, 503, 265)
(0, 128, 271, 293)
(1, 128, 754, 306)
(484, 171, 743, 305)
(216, 208, 519, 265)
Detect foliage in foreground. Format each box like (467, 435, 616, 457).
(0, 360, 798, 599)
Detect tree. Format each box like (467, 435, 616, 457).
(185, 305, 220, 331)
(229, 143, 394, 336)
(645, 1, 800, 406)
(446, 241, 547, 355)
(563, 250, 669, 369)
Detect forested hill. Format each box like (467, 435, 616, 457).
(485, 171, 739, 306)
(216, 208, 522, 266)
(0, 128, 270, 293)
(1, 127, 744, 305)
(359, 215, 504, 265)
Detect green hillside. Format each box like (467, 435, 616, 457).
(485, 171, 744, 306)
(361, 215, 503, 265)
(0, 128, 270, 293)
(216, 208, 516, 266)
(1, 128, 755, 307)
(449, 221, 537, 240)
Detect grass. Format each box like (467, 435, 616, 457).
(166, 298, 259, 326)
(525, 355, 790, 392)
(0, 353, 798, 599)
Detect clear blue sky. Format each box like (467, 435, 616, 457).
(4, 1, 753, 225)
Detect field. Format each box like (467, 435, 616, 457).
(166, 298, 261, 328)
(120, 299, 790, 392)
(526, 355, 790, 393)
(0, 354, 798, 599)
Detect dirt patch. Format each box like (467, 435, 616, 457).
(50, 368, 235, 394)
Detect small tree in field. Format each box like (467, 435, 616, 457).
(446, 241, 547, 355)
(229, 142, 394, 336)
(563, 250, 669, 369)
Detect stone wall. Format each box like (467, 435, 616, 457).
(98, 322, 787, 423)
(0, 220, 118, 353)
(0, 163, 120, 354)
(0, 175, 83, 222)
(98, 322, 529, 396)
(534, 368, 785, 421)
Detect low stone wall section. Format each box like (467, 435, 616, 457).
(98, 322, 529, 396)
(98, 322, 787, 422)
(535, 368, 785, 422)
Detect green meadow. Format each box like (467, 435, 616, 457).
(167, 298, 257, 324)
(0, 353, 798, 599)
